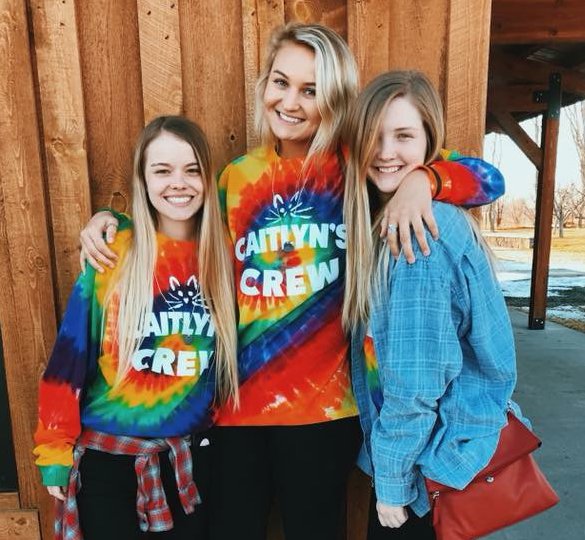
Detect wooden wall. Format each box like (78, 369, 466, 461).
(0, 1, 492, 538)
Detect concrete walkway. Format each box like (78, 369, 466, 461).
(486, 308, 585, 540)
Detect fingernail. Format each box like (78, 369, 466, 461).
(423, 250, 430, 256)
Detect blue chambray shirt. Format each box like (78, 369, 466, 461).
(351, 202, 523, 517)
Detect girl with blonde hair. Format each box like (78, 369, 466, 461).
(344, 71, 522, 539)
(77, 24, 504, 540)
(34, 116, 237, 540)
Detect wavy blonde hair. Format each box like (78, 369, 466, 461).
(255, 22, 358, 161)
(343, 71, 492, 332)
(105, 116, 238, 405)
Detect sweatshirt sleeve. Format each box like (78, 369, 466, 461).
(371, 240, 462, 506)
(33, 266, 100, 486)
(423, 149, 505, 207)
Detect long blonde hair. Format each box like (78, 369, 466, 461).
(106, 116, 238, 405)
(255, 22, 359, 161)
(343, 71, 492, 332)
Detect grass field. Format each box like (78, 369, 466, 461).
(489, 227, 585, 268)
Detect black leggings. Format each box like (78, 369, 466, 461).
(367, 489, 435, 540)
(76, 431, 212, 540)
(208, 417, 362, 540)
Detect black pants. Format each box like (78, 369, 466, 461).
(208, 416, 362, 540)
(76, 431, 212, 540)
(367, 489, 435, 540)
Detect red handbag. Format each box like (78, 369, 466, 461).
(425, 413, 559, 540)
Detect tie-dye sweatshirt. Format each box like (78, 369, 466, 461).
(216, 145, 504, 426)
(33, 221, 216, 486)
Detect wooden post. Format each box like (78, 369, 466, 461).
(529, 73, 561, 329)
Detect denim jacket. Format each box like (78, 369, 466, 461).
(351, 202, 522, 517)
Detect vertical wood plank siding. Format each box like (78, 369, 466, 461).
(241, 0, 285, 149)
(444, 0, 492, 154)
(75, 0, 144, 211)
(0, 2, 490, 538)
(137, 0, 183, 122)
(29, 0, 92, 318)
(0, 1, 58, 538)
(179, 1, 248, 170)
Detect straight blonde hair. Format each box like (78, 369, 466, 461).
(105, 116, 239, 405)
(255, 22, 359, 162)
(343, 71, 493, 332)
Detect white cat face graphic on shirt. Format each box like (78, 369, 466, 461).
(166, 275, 207, 312)
(265, 191, 313, 224)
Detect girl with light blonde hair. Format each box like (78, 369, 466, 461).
(76, 25, 504, 540)
(344, 70, 519, 539)
(34, 116, 237, 540)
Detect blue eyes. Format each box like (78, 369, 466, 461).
(153, 168, 200, 175)
(272, 78, 316, 97)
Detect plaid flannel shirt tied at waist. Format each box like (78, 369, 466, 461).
(55, 428, 200, 540)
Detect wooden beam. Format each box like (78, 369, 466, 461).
(491, 0, 585, 44)
(487, 83, 548, 113)
(180, 1, 247, 168)
(529, 73, 561, 329)
(240, 0, 285, 150)
(490, 49, 585, 97)
(0, 2, 58, 539)
(75, 0, 144, 211)
(490, 111, 542, 168)
(137, 0, 183, 123)
(29, 0, 92, 319)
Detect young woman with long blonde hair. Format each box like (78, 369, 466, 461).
(76, 24, 504, 540)
(344, 71, 522, 539)
(34, 116, 237, 540)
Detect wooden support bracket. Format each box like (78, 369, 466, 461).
(490, 111, 542, 169)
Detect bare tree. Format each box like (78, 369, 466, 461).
(522, 199, 535, 224)
(508, 197, 531, 227)
(495, 198, 505, 228)
(553, 186, 573, 238)
(570, 185, 585, 228)
(486, 134, 503, 232)
(533, 115, 542, 192)
(567, 101, 585, 194)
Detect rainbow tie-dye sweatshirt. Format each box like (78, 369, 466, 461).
(33, 220, 216, 486)
(216, 145, 504, 426)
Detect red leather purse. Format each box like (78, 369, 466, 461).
(425, 413, 559, 540)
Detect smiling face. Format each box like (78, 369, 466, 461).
(143, 131, 204, 240)
(262, 42, 322, 158)
(368, 95, 428, 195)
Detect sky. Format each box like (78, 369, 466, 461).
(483, 104, 583, 201)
